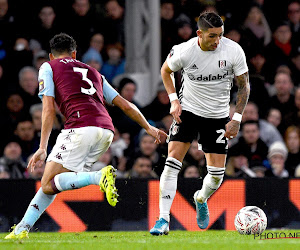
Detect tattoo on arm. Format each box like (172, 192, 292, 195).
(235, 72, 250, 114)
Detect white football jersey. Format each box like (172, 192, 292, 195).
(167, 37, 248, 119)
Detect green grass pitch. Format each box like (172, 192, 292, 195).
(0, 230, 299, 250)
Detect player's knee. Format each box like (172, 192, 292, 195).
(41, 180, 54, 195)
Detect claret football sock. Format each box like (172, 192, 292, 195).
(196, 165, 225, 203)
(15, 188, 56, 234)
(159, 157, 182, 222)
(52, 171, 102, 192)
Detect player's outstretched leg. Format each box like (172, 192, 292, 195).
(5, 165, 119, 239)
(5, 188, 56, 239)
(51, 165, 119, 206)
(194, 166, 225, 229)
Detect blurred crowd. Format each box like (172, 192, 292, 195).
(0, 0, 299, 181)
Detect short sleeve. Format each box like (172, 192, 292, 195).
(232, 44, 248, 76)
(38, 62, 55, 100)
(102, 75, 119, 104)
(166, 44, 183, 72)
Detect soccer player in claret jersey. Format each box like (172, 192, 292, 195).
(5, 33, 167, 239)
(150, 11, 250, 235)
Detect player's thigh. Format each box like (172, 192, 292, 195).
(169, 110, 198, 143)
(204, 153, 227, 168)
(85, 128, 114, 169)
(47, 127, 103, 172)
(41, 161, 71, 188)
(198, 117, 229, 155)
(168, 141, 191, 162)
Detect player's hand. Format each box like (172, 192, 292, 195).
(170, 99, 182, 124)
(224, 120, 240, 139)
(27, 148, 47, 172)
(145, 125, 168, 144)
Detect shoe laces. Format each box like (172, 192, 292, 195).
(199, 203, 209, 219)
(154, 218, 168, 228)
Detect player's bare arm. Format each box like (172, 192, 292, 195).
(28, 96, 56, 171)
(161, 61, 182, 124)
(225, 72, 250, 139)
(112, 95, 167, 143)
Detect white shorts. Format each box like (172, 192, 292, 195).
(47, 126, 114, 172)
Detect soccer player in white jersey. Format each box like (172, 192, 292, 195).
(150, 11, 250, 235)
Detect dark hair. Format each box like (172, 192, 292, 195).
(49, 33, 77, 56)
(197, 11, 223, 30)
(118, 77, 136, 93)
(241, 120, 260, 130)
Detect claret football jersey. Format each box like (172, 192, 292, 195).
(167, 37, 248, 119)
(38, 58, 118, 131)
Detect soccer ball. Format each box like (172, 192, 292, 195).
(234, 206, 267, 235)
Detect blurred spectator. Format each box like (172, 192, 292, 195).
(281, 87, 300, 131)
(29, 103, 42, 133)
(0, 92, 27, 151)
(5, 37, 33, 84)
(110, 127, 128, 159)
(224, 26, 242, 44)
(103, 0, 125, 45)
(182, 165, 200, 178)
(18, 66, 41, 111)
(91, 148, 114, 171)
(226, 153, 258, 178)
(183, 140, 206, 176)
(107, 77, 141, 139)
(0, 141, 26, 179)
(124, 156, 158, 179)
(248, 48, 268, 82)
(265, 21, 293, 77)
(82, 47, 103, 72)
(100, 43, 125, 83)
(284, 126, 300, 177)
(161, 114, 173, 131)
(127, 132, 164, 176)
(33, 50, 49, 71)
(63, 0, 104, 55)
(287, 1, 300, 40)
(109, 128, 128, 176)
(267, 108, 282, 129)
(88, 33, 105, 55)
(160, 0, 177, 61)
(14, 118, 38, 161)
(118, 77, 137, 103)
(248, 75, 271, 117)
(242, 4, 272, 50)
(29, 103, 59, 151)
(142, 82, 171, 122)
(30, 4, 58, 52)
(230, 102, 283, 147)
(290, 49, 300, 85)
(0, 0, 17, 61)
(174, 14, 194, 44)
(267, 141, 289, 178)
(229, 120, 269, 168)
(270, 72, 296, 118)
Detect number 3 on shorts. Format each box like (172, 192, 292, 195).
(216, 129, 225, 144)
(73, 67, 96, 95)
